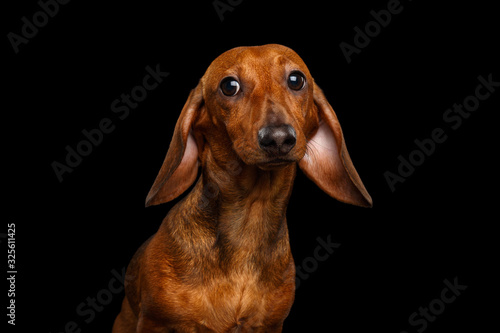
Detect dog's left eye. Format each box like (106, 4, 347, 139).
(220, 77, 241, 96)
(288, 72, 306, 91)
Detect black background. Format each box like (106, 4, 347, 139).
(4, 0, 498, 332)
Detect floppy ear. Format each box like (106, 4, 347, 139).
(145, 83, 203, 207)
(299, 82, 373, 207)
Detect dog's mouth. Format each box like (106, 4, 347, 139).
(232, 134, 306, 169)
(257, 157, 296, 170)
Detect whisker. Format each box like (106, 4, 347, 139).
(308, 138, 336, 152)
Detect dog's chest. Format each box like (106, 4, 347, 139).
(159, 270, 292, 331)
(194, 273, 268, 328)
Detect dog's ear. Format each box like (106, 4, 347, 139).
(299, 82, 372, 207)
(145, 83, 203, 207)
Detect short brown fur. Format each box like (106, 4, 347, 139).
(112, 44, 372, 333)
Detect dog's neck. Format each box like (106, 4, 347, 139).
(161, 149, 296, 281)
(206, 154, 296, 277)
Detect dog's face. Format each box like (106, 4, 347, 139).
(200, 44, 319, 169)
(146, 44, 372, 208)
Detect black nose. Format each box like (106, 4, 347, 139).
(258, 124, 297, 156)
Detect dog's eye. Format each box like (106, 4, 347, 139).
(220, 77, 241, 96)
(288, 72, 306, 91)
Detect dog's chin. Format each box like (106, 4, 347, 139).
(234, 146, 305, 170)
(237, 153, 297, 170)
(256, 158, 296, 170)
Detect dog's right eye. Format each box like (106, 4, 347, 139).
(220, 77, 241, 96)
(288, 71, 306, 91)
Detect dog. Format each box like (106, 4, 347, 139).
(112, 44, 372, 333)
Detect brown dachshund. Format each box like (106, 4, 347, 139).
(112, 44, 372, 333)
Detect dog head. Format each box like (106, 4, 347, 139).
(145, 44, 372, 207)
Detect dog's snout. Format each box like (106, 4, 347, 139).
(258, 125, 297, 156)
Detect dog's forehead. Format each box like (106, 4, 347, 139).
(204, 44, 309, 79)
